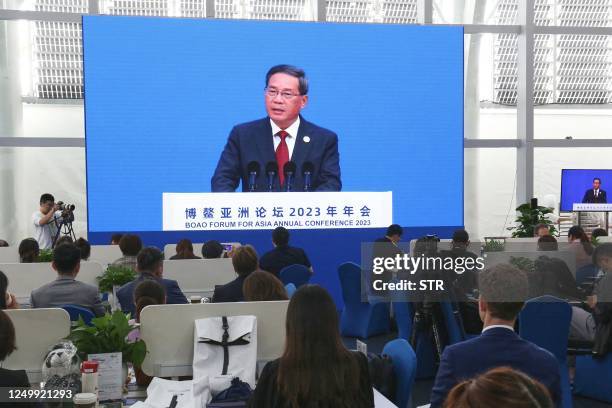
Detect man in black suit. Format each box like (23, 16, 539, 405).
(430, 263, 561, 407)
(259, 227, 312, 277)
(582, 177, 607, 203)
(212, 245, 258, 303)
(211, 65, 341, 192)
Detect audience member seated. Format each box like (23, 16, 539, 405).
(250, 285, 373, 407)
(212, 245, 258, 303)
(18, 238, 39, 263)
(259, 227, 312, 277)
(534, 223, 551, 238)
(570, 243, 612, 346)
(372, 224, 404, 295)
(0, 271, 19, 310)
(0, 240, 8, 247)
(0, 310, 37, 407)
(110, 233, 123, 245)
(592, 228, 608, 239)
(243, 270, 289, 301)
(30, 243, 105, 316)
(111, 234, 143, 271)
(75, 237, 91, 261)
(55, 236, 73, 246)
(430, 263, 561, 407)
(130, 279, 166, 387)
(116, 247, 187, 317)
(169, 239, 201, 260)
(439, 229, 481, 334)
(568, 226, 594, 269)
(444, 366, 553, 408)
(201, 240, 225, 259)
(533, 236, 583, 301)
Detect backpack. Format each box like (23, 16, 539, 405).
(366, 352, 396, 401)
(207, 377, 253, 408)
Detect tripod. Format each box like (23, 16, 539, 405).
(410, 301, 447, 363)
(52, 212, 76, 248)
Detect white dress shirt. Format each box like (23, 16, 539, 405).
(482, 324, 514, 333)
(270, 117, 300, 160)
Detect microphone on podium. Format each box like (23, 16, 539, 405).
(265, 161, 278, 192)
(247, 161, 260, 192)
(302, 161, 314, 192)
(283, 161, 297, 192)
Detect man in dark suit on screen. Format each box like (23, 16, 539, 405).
(211, 65, 341, 192)
(582, 177, 607, 203)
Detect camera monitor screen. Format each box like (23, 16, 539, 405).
(560, 169, 612, 211)
(83, 16, 464, 239)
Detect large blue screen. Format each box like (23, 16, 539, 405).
(561, 169, 612, 211)
(83, 16, 464, 234)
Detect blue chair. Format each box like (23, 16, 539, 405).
(382, 339, 417, 408)
(393, 301, 413, 341)
(574, 353, 612, 403)
(60, 304, 96, 325)
(519, 295, 573, 408)
(284, 283, 297, 298)
(279, 264, 311, 288)
(338, 262, 390, 338)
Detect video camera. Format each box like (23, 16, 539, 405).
(57, 201, 76, 222)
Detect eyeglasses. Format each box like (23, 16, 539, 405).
(265, 88, 301, 100)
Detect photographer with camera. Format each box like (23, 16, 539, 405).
(32, 193, 62, 249)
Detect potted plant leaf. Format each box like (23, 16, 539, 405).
(67, 311, 147, 400)
(37, 248, 54, 262)
(507, 202, 557, 238)
(97, 265, 136, 311)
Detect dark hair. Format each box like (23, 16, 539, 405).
(75, 237, 91, 260)
(594, 177, 602, 184)
(18, 238, 39, 263)
(0, 240, 8, 247)
(136, 247, 164, 273)
(231, 245, 258, 276)
(593, 243, 612, 267)
(534, 224, 549, 235)
(119, 234, 143, 257)
(444, 366, 553, 408)
(452, 229, 469, 244)
(478, 264, 529, 321)
(272, 227, 290, 246)
(39, 193, 54, 205)
(202, 240, 224, 259)
(0, 271, 8, 309)
(265, 65, 308, 95)
(0, 310, 16, 361)
(537, 235, 558, 252)
(592, 228, 608, 238)
(175, 239, 195, 256)
(568, 226, 593, 255)
(55, 236, 73, 247)
(110, 233, 123, 244)
(278, 285, 361, 408)
(134, 279, 166, 321)
(386, 224, 403, 238)
(243, 271, 289, 301)
(53, 243, 81, 275)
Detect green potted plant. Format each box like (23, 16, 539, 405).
(507, 203, 557, 238)
(67, 311, 147, 395)
(483, 237, 506, 252)
(97, 265, 136, 311)
(37, 248, 54, 262)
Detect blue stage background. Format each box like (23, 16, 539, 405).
(83, 16, 464, 307)
(561, 169, 612, 211)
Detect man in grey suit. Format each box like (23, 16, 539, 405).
(30, 243, 105, 316)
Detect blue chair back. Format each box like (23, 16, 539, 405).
(441, 301, 465, 345)
(338, 262, 363, 306)
(519, 295, 571, 362)
(60, 304, 96, 325)
(393, 301, 413, 341)
(575, 264, 598, 286)
(279, 264, 311, 288)
(575, 353, 612, 403)
(284, 283, 297, 298)
(382, 339, 417, 408)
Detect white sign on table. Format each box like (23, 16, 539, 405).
(88, 352, 123, 401)
(573, 203, 612, 212)
(163, 192, 392, 231)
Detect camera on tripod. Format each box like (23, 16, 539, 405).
(52, 201, 76, 247)
(57, 201, 76, 222)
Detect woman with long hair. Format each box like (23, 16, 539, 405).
(18, 238, 39, 263)
(250, 284, 373, 408)
(0, 271, 19, 310)
(568, 226, 594, 269)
